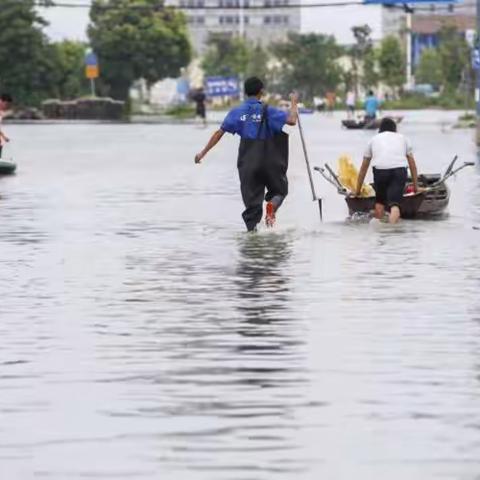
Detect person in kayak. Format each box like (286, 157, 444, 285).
(194, 77, 299, 232)
(0, 93, 13, 158)
(364, 90, 380, 123)
(354, 117, 420, 224)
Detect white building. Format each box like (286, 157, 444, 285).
(168, 0, 301, 54)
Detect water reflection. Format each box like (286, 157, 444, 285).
(1, 119, 480, 479)
(235, 232, 293, 328)
(233, 233, 304, 389)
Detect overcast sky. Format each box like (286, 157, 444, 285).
(39, 0, 383, 46)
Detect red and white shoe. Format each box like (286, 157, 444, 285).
(265, 201, 276, 228)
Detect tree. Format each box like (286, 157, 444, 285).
(378, 36, 405, 92)
(202, 34, 250, 77)
(415, 48, 442, 88)
(52, 41, 89, 99)
(349, 25, 374, 95)
(0, 0, 58, 106)
(88, 0, 191, 100)
(362, 48, 379, 90)
(245, 44, 270, 81)
(272, 33, 343, 100)
(438, 25, 471, 91)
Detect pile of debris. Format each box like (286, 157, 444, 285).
(42, 97, 125, 120)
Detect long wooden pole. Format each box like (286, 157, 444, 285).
(297, 114, 322, 221)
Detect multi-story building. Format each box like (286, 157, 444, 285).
(411, 0, 476, 65)
(168, 0, 301, 54)
(381, 0, 476, 69)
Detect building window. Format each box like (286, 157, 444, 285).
(244, 16, 249, 24)
(264, 0, 272, 6)
(283, 15, 289, 24)
(196, 16, 205, 23)
(264, 16, 271, 24)
(448, 3, 454, 12)
(197, 0, 205, 6)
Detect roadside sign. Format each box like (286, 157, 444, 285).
(85, 65, 99, 79)
(472, 48, 480, 71)
(84, 49, 99, 95)
(85, 51, 98, 66)
(205, 76, 240, 98)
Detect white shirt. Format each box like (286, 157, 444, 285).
(364, 131, 412, 169)
(0, 112, 5, 146)
(346, 92, 355, 106)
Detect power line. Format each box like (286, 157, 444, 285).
(33, 0, 475, 11)
(35, 1, 363, 8)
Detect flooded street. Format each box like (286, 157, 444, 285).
(1, 111, 480, 479)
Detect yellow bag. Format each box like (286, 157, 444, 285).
(337, 155, 375, 197)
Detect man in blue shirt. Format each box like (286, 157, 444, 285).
(195, 77, 298, 232)
(364, 90, 380, 122)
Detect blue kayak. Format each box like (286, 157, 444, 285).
(0, 160, 17, 175)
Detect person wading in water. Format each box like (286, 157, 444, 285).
(194, 77, 299, 232)
(354, 117, 420, 224)
(0, 93, 13, 158)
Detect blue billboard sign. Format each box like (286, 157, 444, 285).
(85, 51, 98, 66)
(472, 48, 480, 71)
(205, 76, 240, 98)
(364, 0, 454, 4)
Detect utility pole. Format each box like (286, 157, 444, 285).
(477, 0, 480, 144)
(406, 10, 413, 89)
(404, 4, 414, 90)
(239, 0, 245, 38)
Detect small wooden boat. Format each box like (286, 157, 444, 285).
(344, 191, 426, 217)
(0, 159, 16, 175)
(342, 116, 404, 130)
(299, 107, 315, 115)
(314, 156, 473, 218)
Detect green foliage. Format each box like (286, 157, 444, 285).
(165, 103, 195, 118)
(0, 0, 58, 106)
(383, 91, 474, 110)
(348, 25, 374, 93)
(378, 36, 405, 91)
(88, 0, 191, 100)
(272, 33, 343, 100)
(52, 40, 89, 99)
(245, 44, 270, 81)
(362, 48, 379, 90)
(415, 48, 443, 88)
(438, 26, 471, 90)
(202, 34, 250, 77)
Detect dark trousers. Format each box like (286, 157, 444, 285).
(0, 146, 2, 158)
(237, 134, 289, 231)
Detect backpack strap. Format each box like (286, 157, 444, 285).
(256, 103, 270, 139)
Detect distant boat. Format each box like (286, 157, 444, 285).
(0, 159, 17, 175)
(299, 107, 314, 114)
(342, 116, 404, 130)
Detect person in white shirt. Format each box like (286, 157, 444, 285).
(346, 90, 355, 118)
(354, 117, 420, 224)
(0, 93, 13, 158)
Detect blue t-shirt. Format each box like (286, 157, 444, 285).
(221, 98, 288, 139)
(365, 96, 380, 116)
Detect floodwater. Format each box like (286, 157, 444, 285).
(1, 111, 480, 480)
